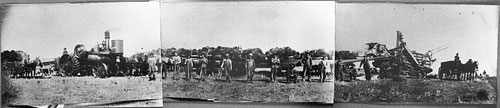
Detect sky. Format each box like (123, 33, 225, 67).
(161, 1, 335, 53)
(336, 3, 498, 76)
(1, 2, 160, 58)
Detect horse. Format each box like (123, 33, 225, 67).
(22, 57, 42, 78)
(462, 61, 478, 81)
(439, 60, 478, 81)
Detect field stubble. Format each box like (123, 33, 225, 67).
(335, 78, 497, 104)
(162, 72, 334, 103)
(10, 73, 162, 106)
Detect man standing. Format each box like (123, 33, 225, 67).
(63, 48, 68, 55)
(334, 59, 343, 81)
(148, 56, 158, 81)
(319, 57, 327, 83)
(220, 54, 232, 83)
(271, 55, 280, 83)
(302, 53, 312, 82)
(161, 55, 170, 79)
(172, 53, 182, 80)
(185, 55, 193, 80)
(359, 56, 372, 81)
(245, 54, 255, 83)
(199, 55, 208, 81)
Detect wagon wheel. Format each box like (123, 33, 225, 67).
(93, 63, 108, 78)
(378, 62, 390, 79)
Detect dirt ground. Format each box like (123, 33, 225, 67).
(335, 77, 497, 104)
(162, 68, 334, 103)
(9, 73, 162, 106)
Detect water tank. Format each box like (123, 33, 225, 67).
(111, 40, 124, 54)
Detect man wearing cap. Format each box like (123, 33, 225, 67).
(221, 54, 233, 83)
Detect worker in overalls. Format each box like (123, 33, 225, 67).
(245, 54, 255, 83)
(199, 54, 208, 81)
(319, 57, 327, 83)
(184, 55, 193, 80)
(271, 55, 280, 83)
(220, 54, 232, 83)
(172, 53, 182, 80)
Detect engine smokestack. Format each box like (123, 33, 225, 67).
(105, 31, 110, 51)
(396, 31, 402, 48)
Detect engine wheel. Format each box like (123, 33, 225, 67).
(71, 57, 80, 76)
(62, 56, 80, 76)
(93, 63, 108, 78)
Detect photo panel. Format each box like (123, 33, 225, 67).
(1, 2, 162, 107)
(161, 1, 335, 103)
(334, 3, 498, 104)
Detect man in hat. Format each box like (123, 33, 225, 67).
(245, 53, 255, 83)
(184, 55, 194, 80)
(172, 53, 182, 80)
(199, 54, 208, 81)
(359, 56, 372, 81)
(319, 56, 327, 83)
(302, 53, 312, 82)
(63, 48, 68, 55)
(271, 55, 280, 83)
(221, 53, 233, 82)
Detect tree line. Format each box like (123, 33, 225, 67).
(161, 46, 333, 60)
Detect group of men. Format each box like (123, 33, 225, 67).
(163, 52, 330, 83)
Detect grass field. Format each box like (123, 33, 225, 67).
(162, 70, 334, 103)
(9, 74, 162, 106)
(334, 78, 497, 104)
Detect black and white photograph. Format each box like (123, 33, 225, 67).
(335, 3, 498, 104)
(1, 2, 162, 107)
(161, 1, 335, 103)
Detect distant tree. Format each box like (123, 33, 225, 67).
(162, 48, 176, 57)
(304, 49, 331, 58)
(265, 47, 298, 59)
(2, 50, 25, 62)
(242, 48, 264, 59)
(176, 48, 190, 57)
(335, 50, 358, 60)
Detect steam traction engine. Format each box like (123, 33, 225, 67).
(59, 31, 126, 78)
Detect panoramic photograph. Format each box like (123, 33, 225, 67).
(161, 1, 335, 103)
(1, 2, 162, 107)
(335, 3, 498, 104)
